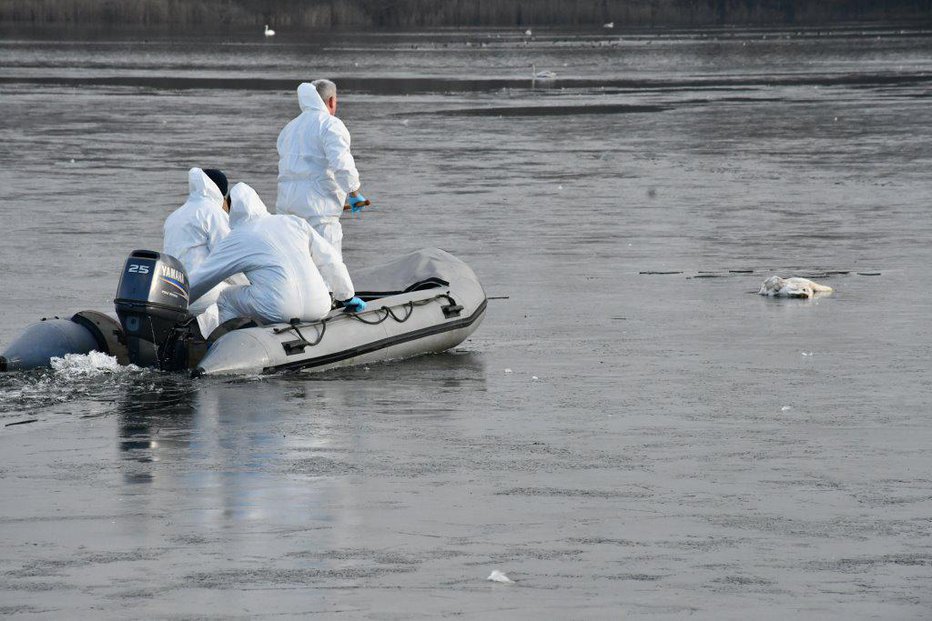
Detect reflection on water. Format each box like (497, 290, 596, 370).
(112, 351, 487, 526)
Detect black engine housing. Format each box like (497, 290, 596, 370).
(114, 250, 190, 367)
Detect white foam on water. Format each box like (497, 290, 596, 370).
(50, 351, 142, 377)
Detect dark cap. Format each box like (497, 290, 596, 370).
(202, 169, 228, 197)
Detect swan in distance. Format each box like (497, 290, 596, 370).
(531, 63, 557, 80)
(264, 24, 276, 37)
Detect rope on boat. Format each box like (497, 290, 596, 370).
(273, 293, 452, 348)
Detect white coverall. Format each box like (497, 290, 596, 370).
(162, 168, 233, 317)
(188, 183, 356, 326)
(276, 82, 361, 260)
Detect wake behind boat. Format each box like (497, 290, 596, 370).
(0, 248, 486, 376)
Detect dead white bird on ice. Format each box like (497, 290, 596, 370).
(758, 276, 833, 298)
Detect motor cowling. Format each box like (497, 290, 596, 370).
(114, 250, 190, 367)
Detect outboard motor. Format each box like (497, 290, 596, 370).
(114, 250, 190, 368)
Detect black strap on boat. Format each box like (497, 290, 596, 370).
(289, 318, 327, 347)
(279, 318, 327, 355)
(385, 301, 415, 323)
(353, 277, 450, 301)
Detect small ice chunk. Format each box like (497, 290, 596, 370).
(69, 158, 75, 163)
(487, 569, 514, 583)
(504, 368, 512, 373)
(781, 405, 792, 412)
(801, 352, 812, 356)
(531, 376, 539, 380)
(557, 185, 564, 190)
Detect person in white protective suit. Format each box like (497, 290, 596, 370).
(187, 182, 367, 327)
(276, 80, 369, 261)
(163, 167, 245, 336)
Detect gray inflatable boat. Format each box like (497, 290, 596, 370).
(0, 248, 487, 376)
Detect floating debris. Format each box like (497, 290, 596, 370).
(858, 272, 882, 276)
(487, 570, 514, 583)
(4, 418, 38, 427)
(639, 271, 683, 275)
(759, 276, 833, 298)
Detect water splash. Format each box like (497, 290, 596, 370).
(0, 353, 151, 420)
(50, 351, 142, 377)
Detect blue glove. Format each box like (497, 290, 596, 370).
(347, 193, 368, 213)
(342, 297, 366, 313)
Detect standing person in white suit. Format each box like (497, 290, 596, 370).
(187, 183, 367, 326)
(163, 167, 242, 336)
(276, 80, 369, 261)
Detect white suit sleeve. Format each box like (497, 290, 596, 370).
(188, 235, 251, 304)
(305, 223, 355, 301)
(204, 208, 231, 253)
(201, 209, 250, 287)
(321, 118, 360, 195)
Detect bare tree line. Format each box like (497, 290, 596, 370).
(1, 0, 929, 27)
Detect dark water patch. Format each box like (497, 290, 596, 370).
(185, 565, 416, 588)
(3, 71, 931, 94)
(569, 537, 643, 546)
(607, 573, 668, 581)
(806, 553, 932, 572)
(0, 606, 46, 615)
(288, 548, 421, 566)
(436, 103, 668, 117)
(497, 486, 651, 499)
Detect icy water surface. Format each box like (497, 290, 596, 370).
(1, 25, 931, 618)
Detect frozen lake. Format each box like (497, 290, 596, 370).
(1, 25, 931, 618)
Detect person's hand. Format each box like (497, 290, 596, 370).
(347, 193, 370, 213)
(341, 297, 366, 313)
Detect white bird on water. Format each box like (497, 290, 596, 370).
(524, 28, 533, 36)
(264, 24, 276, 37)
(758, 276, 833, 298)
(531, 63, 557, 80)
(603, 21, 615, 29)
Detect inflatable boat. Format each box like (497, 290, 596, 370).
(0, 248, 487, 376)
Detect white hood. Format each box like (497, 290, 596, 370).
(188, 167, 224, 202)
(297, 82, 327, 113)
(228, 182, 270, 228)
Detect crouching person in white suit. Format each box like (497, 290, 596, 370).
(163, 167, 247, 336)
(187, 182, 366, 327)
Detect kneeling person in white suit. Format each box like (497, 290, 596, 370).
(187, 183, 366, 327)
(163, 167, 245, 335)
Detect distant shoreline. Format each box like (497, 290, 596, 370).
(1, 0, 930, 29)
